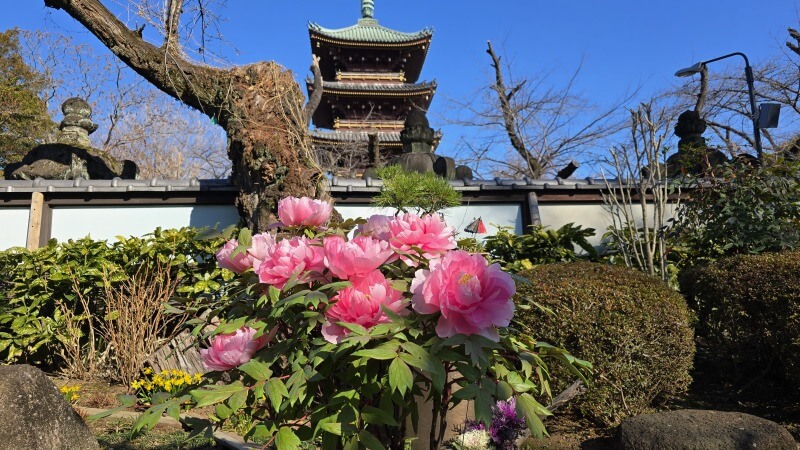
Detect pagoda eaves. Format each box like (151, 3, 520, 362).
(309, 19, 433, 83)
(308, 20, 433, 45)
(308, 80, 436, 130)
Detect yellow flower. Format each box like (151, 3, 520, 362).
(143, 367, 153, 375)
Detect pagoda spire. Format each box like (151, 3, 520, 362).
(361, 0, 375, 18)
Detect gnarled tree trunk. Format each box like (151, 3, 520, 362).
(44, 0, 325, 231)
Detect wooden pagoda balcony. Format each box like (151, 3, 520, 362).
(336, 71, 406, 82)
(333, 118, 405, 131)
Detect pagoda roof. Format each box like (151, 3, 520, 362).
(309, 19, 433, 46)
(310, 129, 443, 146)
(311, 130, 403, 145)
(315, 80, 437, 95)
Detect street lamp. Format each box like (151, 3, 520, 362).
(675, 52, 763, 160)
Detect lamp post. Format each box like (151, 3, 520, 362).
(675, 52, 762, 160)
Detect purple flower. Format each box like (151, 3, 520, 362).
(489, 398, 526, 448)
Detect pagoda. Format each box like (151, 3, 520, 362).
(307, 0, 439, 171)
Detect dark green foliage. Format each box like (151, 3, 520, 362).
(372, 165, 461, 214)
(514, 262, 695, 426)
(484, 223, 597, 272)
(680, 251, 800, 387)
(0, 28, 54, 172)
(0, 227, 228, 368)
(670, 160, 800, 264)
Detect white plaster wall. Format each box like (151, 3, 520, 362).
(0, 208, 30, 250)
(335, 203, 523, 239)
(538, 203, 678, 246)
(2, 201, 680, 249)
(50, 205, 240, 242)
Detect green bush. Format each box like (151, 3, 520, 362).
(670, 159, 800, 265)
(0, 227, 228, 372)
(680, 251, 800, 387)
(514, 262, 695, 426)
(484, 223, 597, 272)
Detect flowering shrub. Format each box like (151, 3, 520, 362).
(130, 367, 203, 406)
(132, 197, 590, 449)
(59, 384, 81, 404)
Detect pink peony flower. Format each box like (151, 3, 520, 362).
(322, 270, 407, 343)
(355, 214, 393, 241)
(200, 326, 270, 371)
(277, 196, 332, 228)
(323, 235, 394, 280)
(388, 213, 457, 266)
(248, 232, 276, 264)
(411, 250, 515, 341)
(216, 239, 254, 273)
(256, 236, 325, 289)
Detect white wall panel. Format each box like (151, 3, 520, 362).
(50, 205, 239, 242)
(539, 203, 678, 246)
(335, 203, 523, 239)
(0, 208, 30, 250)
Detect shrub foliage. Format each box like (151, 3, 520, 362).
(670, 160, 800, 264)
(0, 228, 227, 377)
(483, 223, 597, 272)
(680, 250, 800, 387)
(514, 262, 695, 426)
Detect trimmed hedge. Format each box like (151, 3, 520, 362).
(680, 251, 800, 386)
(515, 262, 695, 426)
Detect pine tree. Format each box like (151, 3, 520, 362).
(0, 28, 54, 174)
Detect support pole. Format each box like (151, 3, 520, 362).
(26, 192, 44, 251)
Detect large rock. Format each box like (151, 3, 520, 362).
(0, 364, 99, 450)
(616, 409, 795, 450)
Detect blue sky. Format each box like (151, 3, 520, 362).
(5, 1, 800, 172)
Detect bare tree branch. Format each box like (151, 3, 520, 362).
(44, 0, 221, 114)
(486, 40, 540, 176)
(163, 0, 184, 55)
(447, 43, 633, 179)
(304, 54, 322, 127)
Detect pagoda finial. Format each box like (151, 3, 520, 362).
(361, 0, 375, 18)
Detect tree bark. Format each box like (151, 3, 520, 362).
(44, 0, 325, 231)
(486, 40, 543, 177)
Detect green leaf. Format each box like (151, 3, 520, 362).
(237, 228, 252, 249)
(353, 343, 399, 360)
(267, 378, 290, 411)
(275, 427, 301, 450)
(388, 357, 413, 395)
(474, 382, 494, 426)
(215, 403, 232, 420)
(227, 388, 248, 412)
(268, 285, 281, 304)
(452, 383, 478, 401)
(359, 429, 387, 450)
(214, 317, 247, 335)
(343, 436, 359, 450)
(320, 422, 344, 436)
(517, 393, 550, 438)
(317, 281, 352, 292)
(191, 384, 246, 408)
(361, 406, 399, 427)
(400, 342, 446, 392)
(239, 359, 273, 381)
